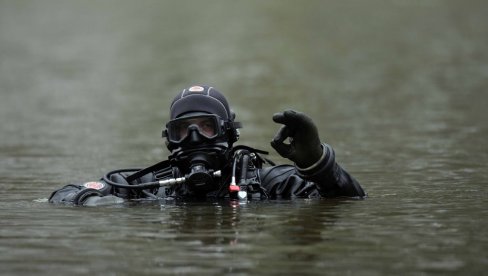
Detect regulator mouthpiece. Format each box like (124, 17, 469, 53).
(184, 152, 222, 192)
(187, 164, 213, 191)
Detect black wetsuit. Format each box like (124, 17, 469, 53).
(49, 144, 365, 205)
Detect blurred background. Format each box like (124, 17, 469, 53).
(0, 0, 487, 275)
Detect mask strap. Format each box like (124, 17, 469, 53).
(226, 121, 242, 129)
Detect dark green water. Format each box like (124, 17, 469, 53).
(1, 0, 487, 275)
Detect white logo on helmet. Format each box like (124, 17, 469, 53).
(188, 86, 205, 92)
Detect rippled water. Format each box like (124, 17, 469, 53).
(1, 0, 487, 275)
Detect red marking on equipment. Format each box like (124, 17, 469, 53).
(229, 185, 240, 192)
(83, 181, 105, 190)
(189, 86, 205, 92)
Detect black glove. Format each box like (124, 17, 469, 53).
(271, 110, 323, 168)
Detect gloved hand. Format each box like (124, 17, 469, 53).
(271, 110, 323, 168)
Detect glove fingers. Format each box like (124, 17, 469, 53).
(272, 110, 299, 125)
(271, 126, 293, 158)
(272, 125, 290, 144)
(273, 110, 312, 128)
(272, 111, 284, 122)
(271, 139, 293, 158)
(271, 109, 321, 166)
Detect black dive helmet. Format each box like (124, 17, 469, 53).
(162, 85, 242, 192)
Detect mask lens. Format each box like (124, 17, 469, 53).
(167, 115, 219, 142)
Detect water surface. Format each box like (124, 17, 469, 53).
(1, 0, 487, 275)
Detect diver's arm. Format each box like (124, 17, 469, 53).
(48, 182, 124, 206)
(295, 143, 365, 197)
(258, 165, 322, 198)
(48, 171, 159, 205)
(270, 110, 365, 198)
(258, 149, 365, 198)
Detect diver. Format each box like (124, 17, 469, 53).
(49, 85, 366, 206)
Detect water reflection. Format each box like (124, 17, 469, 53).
(108, 198, 355, 274)
(123, 198, 346, 248)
